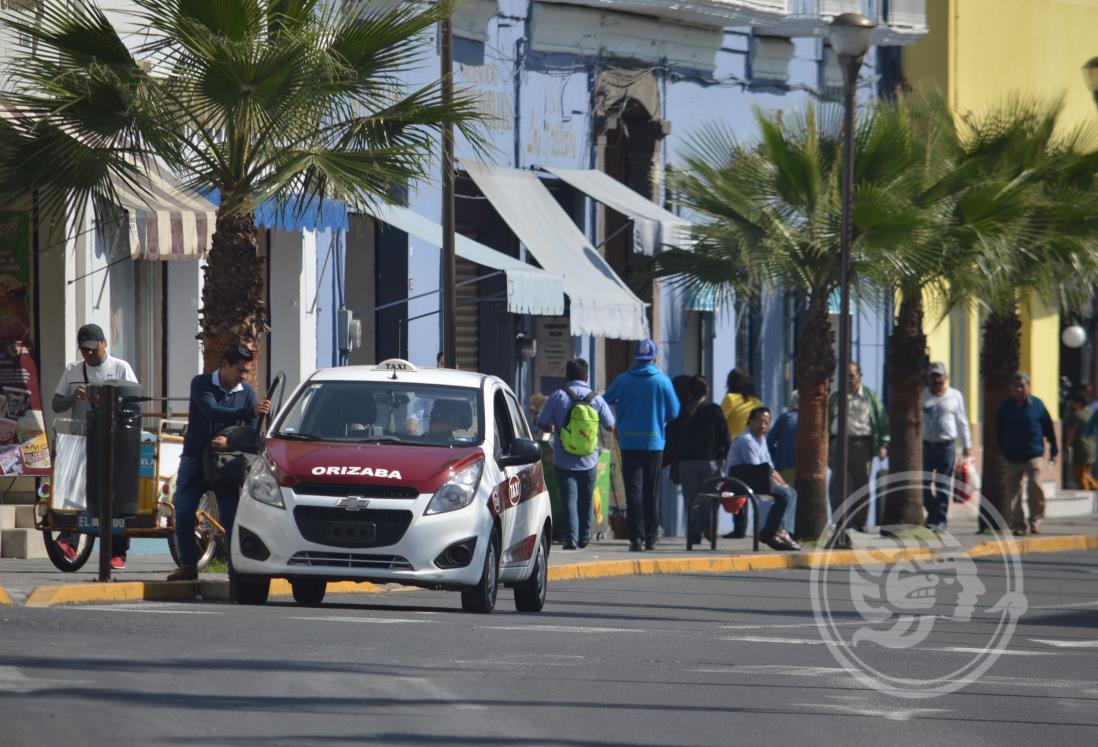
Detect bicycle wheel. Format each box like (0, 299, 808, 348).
(43, 530, 95, 572)
(167, 492, 224, 571)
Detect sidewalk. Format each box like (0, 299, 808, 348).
(3, 513, 1097, 607)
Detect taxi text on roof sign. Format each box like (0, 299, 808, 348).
(374, 359, 418, 373)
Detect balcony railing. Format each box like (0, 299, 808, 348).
(757, 0, 925, 45)
(537, 1, 789, 28)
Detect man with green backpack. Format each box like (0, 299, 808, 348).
(536, 359, 616, 549)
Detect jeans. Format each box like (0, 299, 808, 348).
(621, 450, 663, 545)
(678, 459, 723, 543)
(764, 485, 796, 535)
(554, 466, 596, 545)
(923, 441, 956, 527)
(173, 456, 240, 576)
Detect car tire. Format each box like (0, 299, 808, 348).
(513, 531, 548, 613)
(291, 578, 326, 606)
(232, 575, 270, 605)
(461, 531, 499, 614)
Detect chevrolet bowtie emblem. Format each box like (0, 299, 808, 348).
(336, 496, 369, 511)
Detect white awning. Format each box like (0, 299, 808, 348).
(111, 169, 217, 260)
(363, 203, 565, 317)
(463, 162, 649, 341)
(546, 167, 691, 255)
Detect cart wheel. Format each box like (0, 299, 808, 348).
(43, 531, 95, 572)
(167, 492, 224, 571)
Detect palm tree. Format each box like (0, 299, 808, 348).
(943, 98, 1098, 529)
(0, 0, 484, 372)
(649, 104, 932, 540)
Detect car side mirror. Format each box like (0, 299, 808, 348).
(498, 437, 542, 468)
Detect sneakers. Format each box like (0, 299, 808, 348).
(577, 539, 589, 549)
(1028, 519, 1041, 535)
(167, 565, 198, 582)
(644, 539, 656, 551)
(722, 529, 747, 539)
(110, 556, 126, 570)
(562, 540, 577, 551)
(57, 540, 78, 562)
(628, 540, 643, 552)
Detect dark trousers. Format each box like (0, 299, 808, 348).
(829, 436, 875, 528)
(174, 456, 240, 577)
(621, 450, 662, 544)
(923, 441, 956, 527)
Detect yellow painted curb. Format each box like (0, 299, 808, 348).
(25, 581, 203, 608)
(0, 584, 11, 605)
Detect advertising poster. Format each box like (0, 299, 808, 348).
(0, 211, 49, 476)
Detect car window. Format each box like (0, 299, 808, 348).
(504, 391, 531, 440)
(493, 389, 515, 455)
(275, 381, 482, 447)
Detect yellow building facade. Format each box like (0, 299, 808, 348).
(903, 0, 1098, 425)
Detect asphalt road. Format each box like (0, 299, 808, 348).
(1, 552, 1097, 746)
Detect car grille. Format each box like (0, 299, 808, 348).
(287, 551, 413, 571)
(291, 483, 419, 499)
(293, 506, 413, 548)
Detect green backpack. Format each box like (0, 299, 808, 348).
(560, 388, 600, 457)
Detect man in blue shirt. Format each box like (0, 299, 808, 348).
(537, 359, 615, 550)
(604, 340, 680, 551)
(997, 372, 1057, 536)
(726, 407, 800, 551)
(167, 344, 270, 582)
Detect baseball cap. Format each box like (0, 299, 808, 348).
(634, 338, 657, 362)
(77, 323, 106, 350)
(928, 361, 947, 377)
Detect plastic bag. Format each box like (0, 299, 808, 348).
(952, 456, 980, 503)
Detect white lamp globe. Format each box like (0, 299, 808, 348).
(1062, 325, 1087, 349)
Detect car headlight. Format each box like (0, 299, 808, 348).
(425, 459, 484, 515)
(246, 454, 284, 509)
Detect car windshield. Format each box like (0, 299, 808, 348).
(273, 381, 483, 447)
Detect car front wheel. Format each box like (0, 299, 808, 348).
(461, 531, 499, 614)
(291, 578, 326, 606)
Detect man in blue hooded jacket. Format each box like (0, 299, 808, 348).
(605, 339, 680, 551)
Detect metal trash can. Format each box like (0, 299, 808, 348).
(85, 382, 143, 517)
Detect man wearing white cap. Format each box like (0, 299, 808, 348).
(922, 361, 971, 530)
(52, 323, 138, 569)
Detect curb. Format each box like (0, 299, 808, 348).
(0, 584, 11, 605)
(13, 533, 1098, 608)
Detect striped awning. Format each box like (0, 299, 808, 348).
(110, 170, 217, 260)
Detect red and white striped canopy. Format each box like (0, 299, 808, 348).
(112, 169, 217, 261)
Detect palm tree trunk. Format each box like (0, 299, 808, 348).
(883, 286, 927, 526)
(793, 291, 836, 540)
(198, 206, 268, 379)
(980, 309, 1022, 530)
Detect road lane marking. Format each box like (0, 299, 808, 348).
(286, 616, 434, 624)
(478, 624, 644, 633)
(62, 605, 220, 615)
(718, 634, 1056, 656)
(1029, 638, 1098, 649)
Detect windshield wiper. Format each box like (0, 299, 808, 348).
(273, 432, 322, 441)
(349, 437, 416, 445)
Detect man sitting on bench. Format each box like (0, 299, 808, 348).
(725, 406, 801, 551)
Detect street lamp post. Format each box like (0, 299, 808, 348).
(440, 11, 457, 368)
(828, 13, 874, 547)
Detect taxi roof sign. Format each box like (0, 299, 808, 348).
(374, 358, 418, 373)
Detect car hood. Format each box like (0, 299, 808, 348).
(266, 438, 485, 494)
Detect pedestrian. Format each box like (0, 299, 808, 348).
(721, 367, 763, 441)
(725, 406, 801, 551)
(674, 375, 730, 545)
(660, 374, 694, 538)
(922, 362, 972, 530)
(604, 339, 680, 551)
(1065, 392, 1098, 491)
(536, 359, 615, 550)
(828, 362, 889, 531)
(767, 390, 799, 487)
(167, 343, 270, 582)
(51, 323, 138, 569)
(997, 372, 1057, 536)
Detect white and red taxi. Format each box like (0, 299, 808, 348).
(230, 359, 551, 613)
